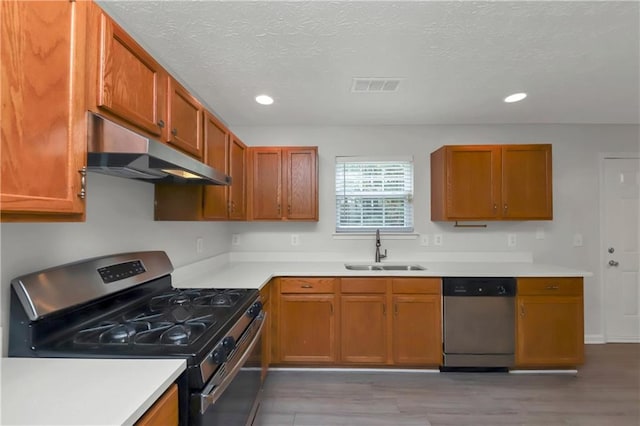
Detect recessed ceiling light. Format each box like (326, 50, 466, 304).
(255, 94, 274, 105)
(504, 92, 527, 103)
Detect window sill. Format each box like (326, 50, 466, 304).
(332, 233, 419, 240)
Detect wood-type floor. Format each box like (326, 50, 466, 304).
(254, 344, 639, 426)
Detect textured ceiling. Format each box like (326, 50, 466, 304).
(96, 1, 639, 126)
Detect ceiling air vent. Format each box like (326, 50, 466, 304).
(351, 78, 402, 93)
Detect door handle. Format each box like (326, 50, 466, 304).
(608, 260, 619, 267)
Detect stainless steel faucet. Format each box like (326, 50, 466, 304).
(375, 229, 387, 263)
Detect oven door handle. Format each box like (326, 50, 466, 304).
(199, 312, 265, 414)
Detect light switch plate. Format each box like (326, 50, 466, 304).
(420, 234, 429, 246)
(196, 237, 204, 253)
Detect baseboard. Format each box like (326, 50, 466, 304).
(510, 369, 578, 375)
(602, 337, 640, 343)
(585, 334, 606, 344)
(268, 367, 441, 373)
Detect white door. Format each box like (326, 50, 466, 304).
(603, 157, 640, 342)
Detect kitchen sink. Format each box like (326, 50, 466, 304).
(344, 264, 426, 271)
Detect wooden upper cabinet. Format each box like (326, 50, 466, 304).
(166, 77, 204, 159)
(90, 5, 167, 137)
(250, 148, 283, 220)
(249, 147, 318, 221)
(1, 0, 88, 220)
(431, 144, 552, 221)
(285, 148, 318, 220)
(501, 145, 553, 219)
(228, 134, 247, 220)
(202, 112, 229, 220)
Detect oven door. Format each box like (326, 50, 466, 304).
(190, 313, 265, 426)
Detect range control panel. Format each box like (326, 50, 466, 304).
(97, 260, 146, 283)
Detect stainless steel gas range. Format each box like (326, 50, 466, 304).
(8, 251, 264, 426)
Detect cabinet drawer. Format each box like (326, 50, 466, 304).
(280, 277, 337, 294)
(341, 278, 387, 294)
(517, 277, 583, 296)
(392, 278, 441, 294)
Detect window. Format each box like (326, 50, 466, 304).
(335, 156, 414, 233)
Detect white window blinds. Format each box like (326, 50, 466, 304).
(335, 157, 414, 233)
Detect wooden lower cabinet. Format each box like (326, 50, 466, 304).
(273, 277, 442, 367)
(392, 294, 442, 365)
(276, 278, 338, 364)
(278, 294, 336, 363)
(391, 278, 442, 366)
(515, 277, 584, 367)
(340, 294, 387, 364)
(135, 383, 178, 426)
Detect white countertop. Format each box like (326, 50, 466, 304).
(173, 256, 592, 290)
(1, 358, 185, 426)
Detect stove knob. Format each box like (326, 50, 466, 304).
(211, 347, 227, 364)
(222, 336, 236, 352)
(497, 285, 506, 295)
(248, 301, 263, 318)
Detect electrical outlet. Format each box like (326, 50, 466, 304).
(433, 234, 443, 246)
(573, 233, 583, 247)
(535, 227, 545, 240)
(231, 234, 241, 246)
(507, 233, 517, 248)
(420, 234, 429, 246)
(196, 237, 204, 254)
(291, 234, 300, 246)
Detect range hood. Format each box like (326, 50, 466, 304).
(87, 113, 231, 185)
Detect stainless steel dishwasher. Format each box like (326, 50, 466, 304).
(442, 277, 516, 368)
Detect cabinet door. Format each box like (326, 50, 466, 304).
(340, 295, 387, 364)
(167, 77, 203, 159)
(1, 0, 87, 217)
(284, 147, 318, 220)
(251, 148, 282, 220)
(203, 112, 229, 220)
(135, 383, 178, 426)
(392, 295, 442, 365)
(501, 144, 553, 219)
(228, 135, 246, 220)
(95, 10, 166, 137)
(445, 145, 501, 219)
(278, 294, 336, 363)
(515, 295, 584, 367)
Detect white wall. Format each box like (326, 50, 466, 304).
(231, 123, 640, 341)
(0, 173, 232, 354)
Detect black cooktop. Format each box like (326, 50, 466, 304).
(72, 289, 249, 347)
(40, 285, 259, 360)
